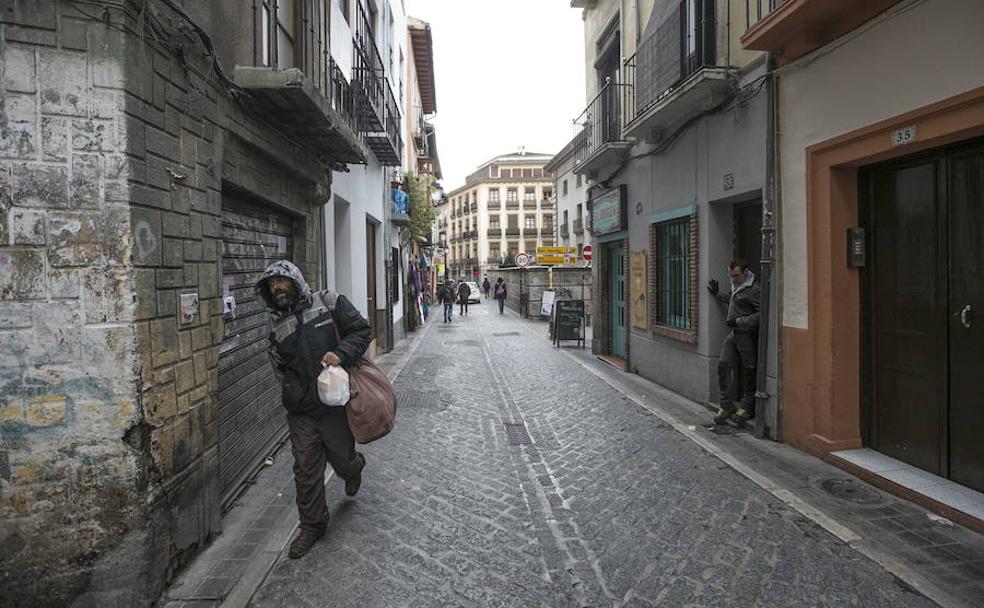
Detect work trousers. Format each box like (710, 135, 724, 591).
(717, 330, 757, 412)
(286, 409, 365, 532)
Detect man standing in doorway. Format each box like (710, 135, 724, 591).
(493, 277, 507, 315)
(482, 276, 491, 299)
(457, 278, 471, 316)
(707, 259, 761, 426)
(255, 261, 371, 559)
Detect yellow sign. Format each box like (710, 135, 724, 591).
(537, 255, 577, 265)
(630, 250, 648, 330)
(536, 246, 577, 256)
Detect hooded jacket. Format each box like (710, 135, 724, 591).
(255, 261, 372, 416)
(715, 271, 761, 332)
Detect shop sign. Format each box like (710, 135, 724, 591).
(591, 186, 626, 235)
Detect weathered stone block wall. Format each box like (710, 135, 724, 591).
(1, 1, 329, 605)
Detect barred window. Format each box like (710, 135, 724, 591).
(655, 218, 693, 330)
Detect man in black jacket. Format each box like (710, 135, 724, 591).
(707, 259, 761, 426)
(255, 261, 372, 559)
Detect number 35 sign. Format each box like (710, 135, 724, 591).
(891, 125, 917, 147)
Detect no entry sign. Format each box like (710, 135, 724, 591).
(582, 245, 593, 261)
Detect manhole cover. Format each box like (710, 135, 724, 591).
(818, 478, 883, 505)
(504, 423, 532, 445)
(492, 332, 521, 337)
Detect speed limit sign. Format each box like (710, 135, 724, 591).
(515, 252, 531, 268)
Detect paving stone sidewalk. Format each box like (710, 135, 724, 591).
(247, 305, 961, 607)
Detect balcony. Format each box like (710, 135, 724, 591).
(352, 2, 403, 165)
(540, 200, 555, 210)
(560, 223, 570, 238)
(234, 8, 367, 167)
(541, 227, 555, 236)
(522, 200, 537, 210)
(621, 1, 731, 143)
(470, 203, 478, 212)
(506, 201, 520, 210)
(572, 80, 633, 177)
(505, 227, 521, 236)
(488, 228, 502, 238)
(741, 0, 904, 64)
(573, 219, 584, 235)
(488, 201, 501, 210)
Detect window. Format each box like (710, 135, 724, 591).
(489, 188, 500, 202)
(500, 168, 512, 178)
(490, 243, 500, 260)
(507, 215, 518, 229)
(489, 215, 500, 228)
(523, 169, 534, 178)
(576, 174, 582, 188)
(524, 215, 536, 230)
(563, 210, 569, 225)
(339, 0, 350, 24)
(506, 188, 518, 203)
(542, 215, 553, 228)
(562, 179, 569, 196)
(523, 187, 536, 203)
(576, 203, 583, 219)
(507, 241, 519, 255)
(653, 218, 694, 330)
(543, 188, 552, 200)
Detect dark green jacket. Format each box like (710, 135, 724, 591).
(716, 280, 761, 332)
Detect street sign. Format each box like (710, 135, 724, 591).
(515, 252, 531, 268)
(536, 246, 576, 256)
(582, 245, 593, 261)
(537, 255, 576, 265)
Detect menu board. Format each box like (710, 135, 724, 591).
(554, 300, 585, 345)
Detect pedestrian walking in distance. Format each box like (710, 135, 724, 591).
(255, 261, 371, 559)
(482, 276, 491, 299)
(707, 259, 761, 426)
(457, 278, 471, 316)
(441, 279, 456, 323)
(493, 277, 507, 314)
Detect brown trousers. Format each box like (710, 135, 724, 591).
(286, 409, 365, 532)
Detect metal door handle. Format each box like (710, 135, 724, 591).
(959, 304, 972, 328)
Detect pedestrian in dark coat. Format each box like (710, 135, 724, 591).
(440, 280, 456, 323)
(457, 280, 471, 316)
(256, 260, 371, 559)
(482, 276, 491, 298)
(493, 277, 507, 314)
(707, 258, 761, 426)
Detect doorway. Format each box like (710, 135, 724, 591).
(610, 243, 626, 359)
(861, 139, 984, 493)
(733, 201, 762, 276)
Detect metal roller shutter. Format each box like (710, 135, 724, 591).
(218, 195, 294, 508)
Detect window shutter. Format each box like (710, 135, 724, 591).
(636, 3, 683, 113)
(656, 3, 683, 96)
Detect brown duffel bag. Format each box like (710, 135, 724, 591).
(345, 357, 397, 444)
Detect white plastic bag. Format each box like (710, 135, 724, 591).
(317, 364, 350, 407)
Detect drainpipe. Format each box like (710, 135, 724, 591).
(754, 53, 777, 440)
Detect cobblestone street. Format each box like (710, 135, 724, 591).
(248, 306, 939, 607)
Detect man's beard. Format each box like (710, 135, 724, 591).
(272, 286, 298, 310)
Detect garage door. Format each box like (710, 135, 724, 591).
(218, 195, 294, 508)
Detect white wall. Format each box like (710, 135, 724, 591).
(778, 0, 984, 328)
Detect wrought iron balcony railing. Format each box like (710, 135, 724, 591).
(573, 218, 584, 235)
(352, 1, 402, 165)
(560, 223, 570, 238)
(572, 79, 633, 169)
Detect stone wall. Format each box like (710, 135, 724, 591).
(0, 2, 329, 605)
(494, 267, 593, 320)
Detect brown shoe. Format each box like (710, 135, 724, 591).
(288, 528, 325, 559)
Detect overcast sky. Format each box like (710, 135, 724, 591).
(406, 1, 586, 191)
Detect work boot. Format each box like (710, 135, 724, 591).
(288, 527, 325, 559)
(345, 472, 362, 497)
(713, 405, 736, 425)
(734, 408, 754, 426)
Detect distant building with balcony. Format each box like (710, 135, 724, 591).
(570, 0, 774, 428)
(545, 139, 592, 263)
(445, 151, 555, 279)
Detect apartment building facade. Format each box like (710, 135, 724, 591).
(0, 0, 413, 603)
(571, 0, 776, 432)
(742, 0, 984, 512)
(545, 138, 591, 259)
(445, 152, 555, 280)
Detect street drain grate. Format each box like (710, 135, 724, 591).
(818, 478, 884, 505)
(492, 332, 521, 337)
(395, 390, 449, 412)
(504, 423, 532, 445)
(444, 339, 480, 346)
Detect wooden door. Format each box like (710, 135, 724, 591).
(864, 156, 947, 475)
(947, 143, 984, 492)
(366, 220, 378, 345)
